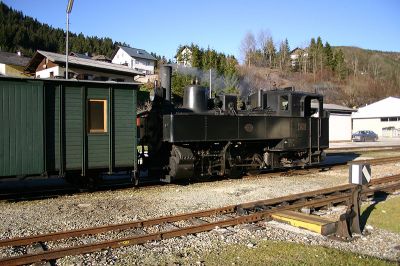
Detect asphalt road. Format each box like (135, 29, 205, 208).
(329, 137, 400, 149)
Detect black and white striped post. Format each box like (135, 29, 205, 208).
(349, 163, 372, 185)
(336, 163, 372, 239)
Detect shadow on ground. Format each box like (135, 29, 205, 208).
(360, 191, 388, 231)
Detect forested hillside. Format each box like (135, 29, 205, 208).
(239, 30, 400, 107)
(0, 2, 127, 57)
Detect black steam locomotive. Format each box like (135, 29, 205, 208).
(137, 66, 329, 183)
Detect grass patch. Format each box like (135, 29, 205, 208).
(199, 241, 394, 266)
(361, 195, 400, 233)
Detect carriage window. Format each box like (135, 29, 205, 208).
(88, 99, 107, 133)
(280, 95, 289, 111)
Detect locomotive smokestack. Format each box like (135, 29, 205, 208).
(160, 65, 172, 101)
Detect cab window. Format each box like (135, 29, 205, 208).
(280, 95, 289, 111)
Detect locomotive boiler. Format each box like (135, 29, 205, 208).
(137, 66, 329, 183)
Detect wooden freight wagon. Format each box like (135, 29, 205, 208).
(0, 77, 139, 181)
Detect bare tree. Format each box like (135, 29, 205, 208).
(371, 61, 380, 79)
(257, 29, 271, 66)
(240, 31, 256, 67)
(351, 55, 358, 78)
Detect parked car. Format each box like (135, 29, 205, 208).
(352, 130, 378, 142)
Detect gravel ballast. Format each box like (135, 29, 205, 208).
(0, 162, 399, 264)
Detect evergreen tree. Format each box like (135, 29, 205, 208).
(323, 42, 334, 70)
(316, 36, 324, 72)
(0, 2, 129, 57)
(277, 38, 290, 71)
(265, 36, 276, 68)
(309, 38, 317, 75)
(190, 44, 203, 69)
(333, 49, 347, 80)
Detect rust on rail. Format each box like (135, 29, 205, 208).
(0, 174, 399, 266)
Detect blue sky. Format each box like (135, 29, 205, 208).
(3, 0, 400, 60)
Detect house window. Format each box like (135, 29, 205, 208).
(83, 74, 93, 80)
(88, 99, 107, 133)
(93, 76, 109, 81)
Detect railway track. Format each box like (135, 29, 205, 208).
(347, 156, 400, 165)
(1, 155, 399, 201)
(327, 145, 400, 152)
(0, 174, 399, 266)
(253, 155, 400, 178)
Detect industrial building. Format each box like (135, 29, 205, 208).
(352, 97, 400, 137)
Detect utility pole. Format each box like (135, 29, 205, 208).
(66, 0, 74, 80)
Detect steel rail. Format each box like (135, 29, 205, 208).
(0, 206, 235, 248)
(1, 156, 399, 201)
(0, 193, 352, 266)
(369, 174, 400, 185)
(0, 174, 398, 248)
(0, 174, 399, 265)
(348, 156, 400, 165)
(0, 183, 360, 248)
(363, 181, 400, 195)
(327, 146, 400, 152)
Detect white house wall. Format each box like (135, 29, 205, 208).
(352, 118, 382, 135)
(68, 67, 135, 82)
(36, 66, 62, 78)
(134, 58, 155, 74)
(36, 65, 135, 82)
(177, 47, 192, 67)
(380, 120, 400, 130)
(0, 64, 6, 75)
(329, 113, 352, 141)
(351, 97, 400, 137)
(353, 118, 400, 137)
(112, 49, 130, 66)
(112, 48, 155, 74)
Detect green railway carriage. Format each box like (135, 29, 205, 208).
(0, 77, 139, 180)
